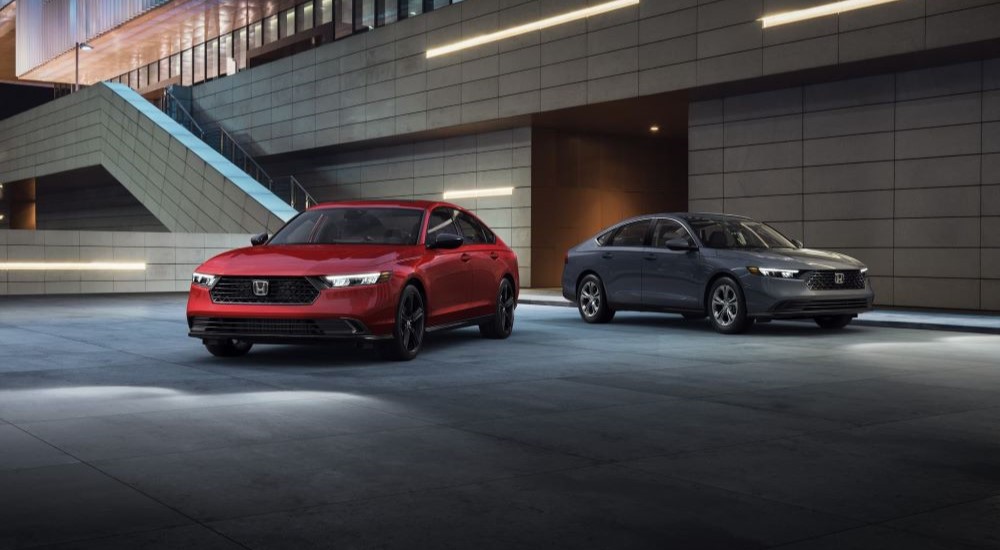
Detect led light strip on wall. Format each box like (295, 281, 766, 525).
(760, 0, 901, 28)
(426, 0, 640, 58)
(0, 262, 147, 271)
(443, 187, 514, 200)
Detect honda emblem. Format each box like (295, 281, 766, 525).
(834, 273, 844, 285)
(252, 279, 270, 296)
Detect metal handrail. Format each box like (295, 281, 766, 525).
(159, 89, 315, 210)
(161, 91, 205, 139)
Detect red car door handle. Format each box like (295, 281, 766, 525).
(490, 251, 500, 260)
(461, 253, 472, 262)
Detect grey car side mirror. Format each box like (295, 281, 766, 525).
(250, 232, 268, 246)
(666, 237, 698, 251)
(428, 232, 464, 250)
(792, 239, 804, 248)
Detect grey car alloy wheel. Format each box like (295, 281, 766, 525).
(711, 284, 739, 327)
(580, 280, 601, 319)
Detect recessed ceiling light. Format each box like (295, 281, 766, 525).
(426, 0, 640, 58)
(649, 125, 661, 133)
(443, 187, 514, 200)
(760, 0, 902, 28)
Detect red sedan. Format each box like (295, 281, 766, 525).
(187, 200, 519, 360)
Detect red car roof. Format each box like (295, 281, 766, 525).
(308, 199, 446, 210)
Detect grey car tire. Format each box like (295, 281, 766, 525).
(708, 278, 752, 334)
(480, 278, 516, 339)
(380, 285, 425, 361)
(815, 315, 853, 329)
(577, 274, 615, 324)
(204, 338, 253, 357)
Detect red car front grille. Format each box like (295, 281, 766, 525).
(209, 277, 320, 305)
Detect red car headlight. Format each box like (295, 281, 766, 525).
(320, 271, 392, 288)
(191, 272, 219, 287)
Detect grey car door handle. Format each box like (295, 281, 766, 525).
(644, 254, 657, 261)
(601, 252, 613, 259)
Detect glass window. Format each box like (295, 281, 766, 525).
(206, 38, 219, 80)
(181, 48, 193, 85)
(280, 8, 295, 38)
(249, 20, 263, 48)
(355, 0, 375, 30)
(430, 0, 449, 9)
(159, 58, 170, 82)
(193, 43, 205, 83)
(138, 66, 147, 89)
(684, 217, 797, 250)
(609, 220, 651, 248)
(651, 219, 691, 249)
(234, 28, 247, 69)
(298, 2, 314, 31)
(335, 0, 353, 38)
(170, 53, 181, 78)
(270, 208, 425, 245)
(264, 15, 278, 44)
(454, 213, 493, 244)
(379, 0, 398, 25)
(220, 34, 232, 75)
(319, 0, 333, 24)
(400, 0, 422, 17)
(426, 208, 459, 240)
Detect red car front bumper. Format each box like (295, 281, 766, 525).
(186, 278, 402, 343)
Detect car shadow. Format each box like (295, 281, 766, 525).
(602, 313, 864, 338)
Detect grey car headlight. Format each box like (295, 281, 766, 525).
(192, 272, 219, 287)
(322, 271, 391, 288)
(748, 266, 799, 279)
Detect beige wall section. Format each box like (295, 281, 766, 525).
(0, 230, 250, 295)
(0, 83, 292, 235)
(689, 58, 1000, 312)
(265, 127, 533, 285)
(191, 0, 1000, 155)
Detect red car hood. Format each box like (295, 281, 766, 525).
(197, 245, 419, 276)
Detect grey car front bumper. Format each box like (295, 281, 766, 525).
(742, 275, 875, 319)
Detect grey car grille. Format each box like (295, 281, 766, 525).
(805, 270, 865, 291)
(210, 277, 320, 305)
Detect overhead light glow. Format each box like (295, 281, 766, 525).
(443, 187, 514, 200)
(760, 0, 901, 28)
(0, 262, 147, 271)
(426, 0, 640, 58)
(79, 42, 94, 51)
(649, 125, 661, 133)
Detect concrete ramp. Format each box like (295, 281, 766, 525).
(0, 82, 297, 234)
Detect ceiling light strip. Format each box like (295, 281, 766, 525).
(443, 187, 514, 200)
(426, 0, 640, 58)
(0, 262, 148, 271)
(760, 0, 901, 28)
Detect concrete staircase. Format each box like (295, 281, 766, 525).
(0, 82, 298, 234)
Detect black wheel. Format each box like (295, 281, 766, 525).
(815, 315, 853, 329)
(708, 278, 752, 334)
(203, 338, 252, 357)
(682, 313, 706, 321)
(480, 278, 516, 339)
(577, 274, 615, 324)
(380, 284, 426, 361)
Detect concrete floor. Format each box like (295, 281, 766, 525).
(1, 294, 999, 549)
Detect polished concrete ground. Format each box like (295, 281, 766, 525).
(1, 294, 999, 549)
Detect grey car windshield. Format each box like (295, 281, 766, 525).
(685, 217, 797, 250)
(269, 208, 425, 245)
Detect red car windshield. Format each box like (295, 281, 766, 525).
(268, 207, 425, 246)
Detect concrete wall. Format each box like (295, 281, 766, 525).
(689, 58, 1000, 311)
(191, 0, 1000, 156)
(34, 166, 168, 232)
(265, 127, 533, 285)
(0, 230, 249, 295)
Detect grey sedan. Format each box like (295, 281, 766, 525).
(561, 213, 875, 334)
